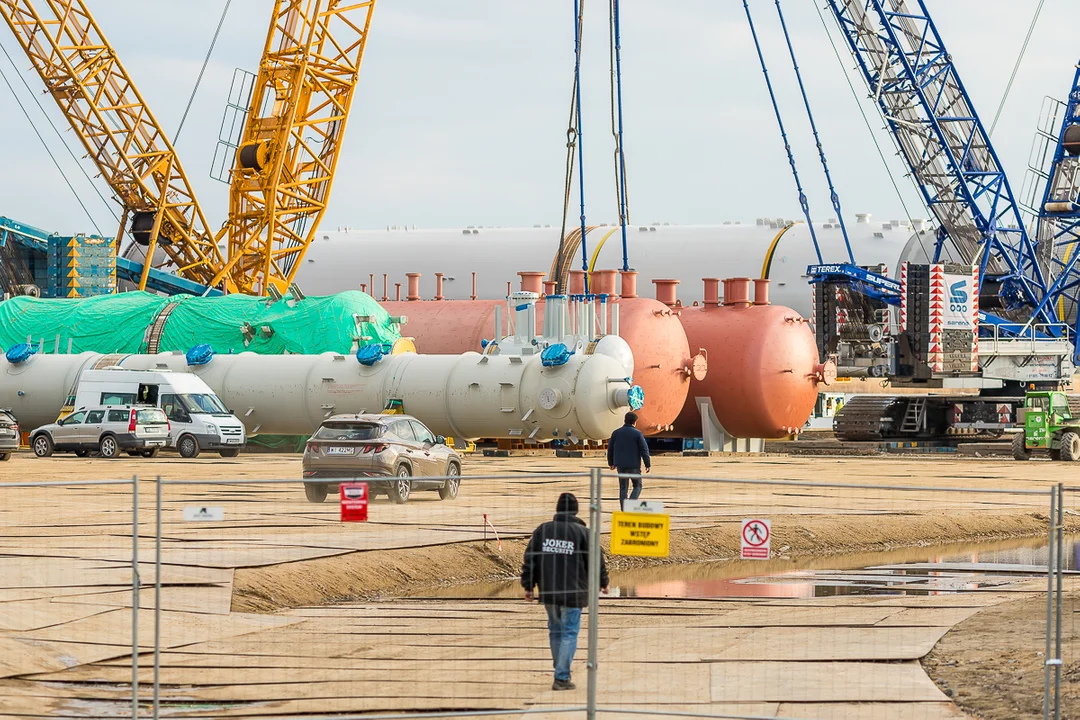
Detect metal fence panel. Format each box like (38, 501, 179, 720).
(1, 470, 1072, 720)
(588, 471, 1060, 720)
(149, 473, 591, 718)
(0, 478, 138, 718)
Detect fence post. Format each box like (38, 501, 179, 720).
(153, 476, 162, 719)
(1044, 486, 1057, 720)
(1054, 483, 1064, 720)
(131, 474, 140, 720)
(587, 467, 602, 720)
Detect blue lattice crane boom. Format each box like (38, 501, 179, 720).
(802, 0, 1076, 443)
(1031, 63, 1080, 321)
(822, 0, 1057, 328)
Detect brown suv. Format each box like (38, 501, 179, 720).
(302, 414, 462, 504)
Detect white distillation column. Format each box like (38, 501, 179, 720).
(484, 291, 641, 426)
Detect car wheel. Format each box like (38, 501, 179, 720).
(98, 435, 119, 459)
(219, 449, 240, 458)
(388, 466, 412, 504)
(304, 482, 328, 503)
(177, 435, 200, 459)
(32, 435, 53, 458)
(141, 448, 160, 459)
(1060, 431, 1080, 462)
(0, 452, 8, 461)
(1011, 432, 1031, 461)
(439, 462, 461, 500)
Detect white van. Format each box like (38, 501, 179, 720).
(72, 369, 246, 458)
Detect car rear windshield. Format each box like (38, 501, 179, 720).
(136, 408, 169, 425)
(0, 411, 14, 425)
(313, 423, 383, 441)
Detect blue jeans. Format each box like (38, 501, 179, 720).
(545, 604, 582, 681)
(618, 470, 642, 510)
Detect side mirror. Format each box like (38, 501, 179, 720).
(435, 435, 446, 445)
(57, 419, 64, 426)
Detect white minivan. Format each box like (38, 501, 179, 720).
(72, 369, 247, 458)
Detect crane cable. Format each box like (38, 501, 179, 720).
(175, 0, 233, 144)
(742, 0, 823, 264)
(608, 0, 631, 271)
(773, 0, 854, 264)
(0, 44, 105, 236)
(556, 81, 580, 289)
(811, 0, 934, 266)
(572, 0, 590, 292)
(989, 0, 1046, 138)
(0, 39, 116, 230)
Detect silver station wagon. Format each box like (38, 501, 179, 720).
(30, 405, 170, 459)
(0, 409, 19, 461)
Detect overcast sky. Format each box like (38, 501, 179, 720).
(0, 0, 1074, 236)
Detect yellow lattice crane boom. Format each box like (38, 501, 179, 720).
(217, 0, 376, 295)
(0, 0, 231, 292)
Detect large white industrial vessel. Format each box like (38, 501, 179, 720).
(294, 218, 935, 314)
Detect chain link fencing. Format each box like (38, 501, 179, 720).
(0, 478, 141, 718)
(0, 471, 1074, 719)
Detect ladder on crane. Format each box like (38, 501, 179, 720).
(215, 0, 377, 295)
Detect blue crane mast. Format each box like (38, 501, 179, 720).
(814, 0, 1061, 335)
(1031, 64, 1080, 323)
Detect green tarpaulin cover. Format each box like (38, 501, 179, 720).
(0, 290, 400, 355)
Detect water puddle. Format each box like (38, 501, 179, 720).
(408, 535, 1077, 600)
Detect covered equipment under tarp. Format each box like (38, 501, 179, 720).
(0, 290, 401, 355)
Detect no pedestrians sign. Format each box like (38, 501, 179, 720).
(740, 518, 770, 560)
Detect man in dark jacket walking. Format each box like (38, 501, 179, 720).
(607, 411, 651, 510)
(521, 492, 609, 691)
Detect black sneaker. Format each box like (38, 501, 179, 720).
(552, 679, 576, 691)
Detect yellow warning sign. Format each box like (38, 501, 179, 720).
(611, 511, 670, 557)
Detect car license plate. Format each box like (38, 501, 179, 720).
(327, 446, 353, 455)
(147, 440, 166, 447)
(226, 437, 242, 444)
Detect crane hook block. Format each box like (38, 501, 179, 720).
(238, 140, 271, 172)
(130, 211, 174, 246)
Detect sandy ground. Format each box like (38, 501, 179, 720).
(9, 445, 1080, 486)
(1, 449, 1077, 717)
(925, 589, 1080, 719)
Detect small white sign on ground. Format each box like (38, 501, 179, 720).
(623, 499, 664, 513)
(740, 518, 771, 560)
(183, 506, 224, 522)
